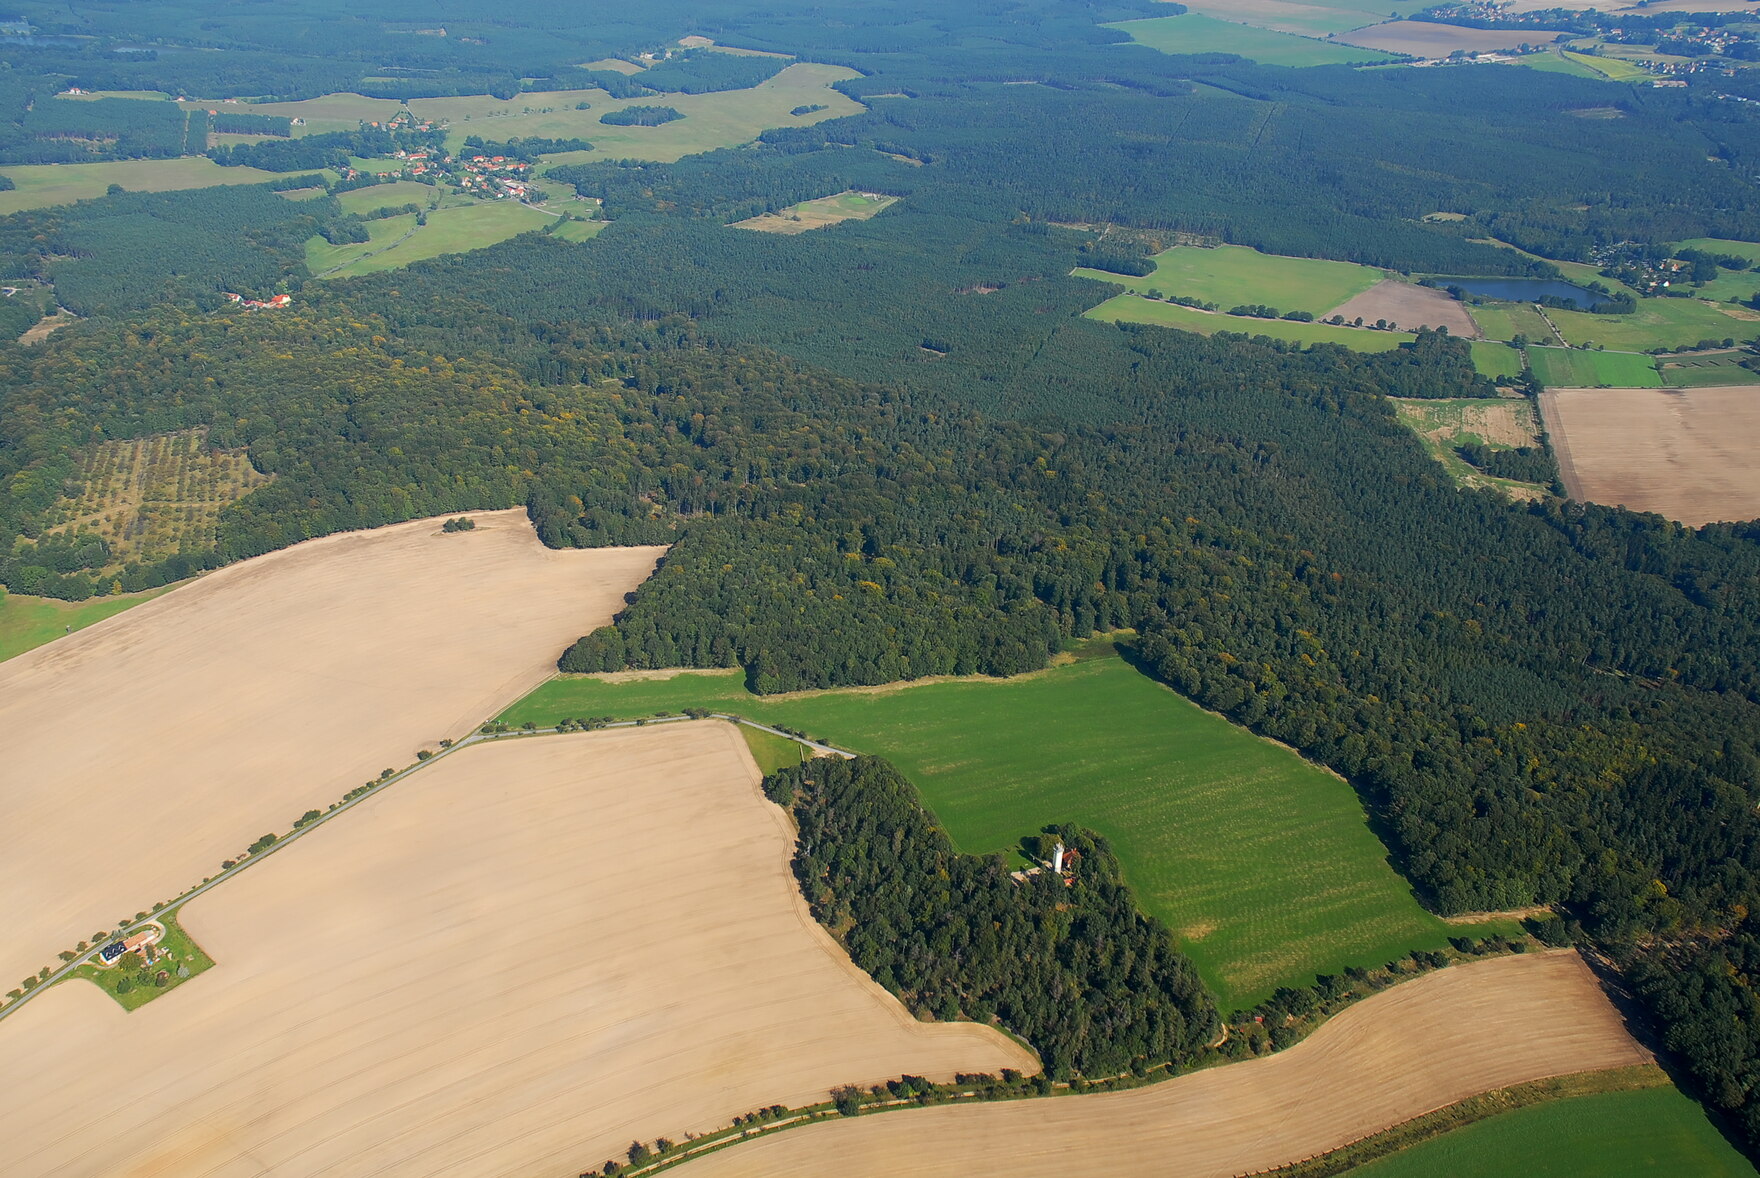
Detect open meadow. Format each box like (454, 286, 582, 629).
(673, 951, 1651, 1178)
(731, 190, 898, 233)
(0, 587, 169, 663)
(1547, 296, 1757, 352)
(1466, 300, 1556, 344)
(0, 724, 1033, 1178)
(0, 157, 291, 215)
(1084, 294, 1414, 353)
(1527, 347, 1660, 388)
(501, 647, 1498, 1010)
(1657, 349, 1760, 388)
(1470, 339, 1526, 380)
(1075, 243, 1383, 316)
(315, 200, 559, 278)
(1541, 385, 1760, 525)
(0, 510, 664, 990)
(1354, 1083, 1756, 1178)
(1105, 13, 1397, 66)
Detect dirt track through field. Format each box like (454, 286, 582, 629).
(1325, 280, 1480, 337)
(1541, 385, 1760, 525)
(676, 951, 1647, 1178)
(0, 724, 1032, 1178)
(0, 510, 663, 988)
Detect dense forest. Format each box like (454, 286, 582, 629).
(1, 0, 1760, 1159)
(767, 756, 1216, 1076)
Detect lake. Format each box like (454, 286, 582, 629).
(1434, 276, 1601, 304)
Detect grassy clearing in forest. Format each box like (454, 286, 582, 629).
(1391, 397, 1548, 499)
(1547, 297, 1756, 353)
(732, 190, 899, 234)
(0, 157, 290, 215)
(1470, 340, 1526, 380)
(1105, 13, 1397, 66)
(500, 643, 1494, 1010)
(1352, 1083, 1756, 1178)
(1085, 294, 1413, 352)
(0, 588, 169, 663)
(312, 201, 556, 277)
(1527, 347, 1661, 388)
(1076, 243, 1383, 316)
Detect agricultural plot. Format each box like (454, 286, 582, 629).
(1076, 243, 1383, 317)
(1470, 340, 1526, 381)
(0, 157, 289, 215)
(1466, 300, 1556, 344)
(676, 952, 1650, 1178)
(1355, 1084, 1756, 1178)
(0, 587, 169, 663)
(1176, 0, 1435, 37)
(1337, 21, 1570, 56)
(501, 647, 1498, 1010)
(1561, 50, 1655, 81)
(1326, 279, 1479, 335)
(0, 510, 664, 990)
(1547, 297, 1756, 353)
(1085, 294, 1414, 353)
(1542, 385, 1760, 525)
(1505, 51, 1606, 79)
(550, 216, 609, 242)
(0, 724, 1032, 1178)
(1658, 350, 1760, 387)
(312, 200, 558, 278)
(1527, 347, 1660, 388)
(1104, 13, 1397, 66)
(35, 428, 271, 569)
(1391, 397, 1549, 499)
(334, 179, 438, 215)
(731, 190, 898, 234)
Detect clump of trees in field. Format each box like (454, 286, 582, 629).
(599, 105, 683, 127)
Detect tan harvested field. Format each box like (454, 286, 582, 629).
(0, 510, 663, 987)
(1336, 21, 1567, 55)
(0, 724, 1033, 1178)
(1542, 386, 1760, 525)
(1325, 279, 1479, 336)
(679, 951, 1647, 1178)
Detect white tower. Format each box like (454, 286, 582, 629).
(1052, 841, 1065, 874)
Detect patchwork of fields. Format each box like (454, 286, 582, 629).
(0, 724, 1032, 1178)
(673, 951, 1651, 1178)
(501, 646, 1504, 1010)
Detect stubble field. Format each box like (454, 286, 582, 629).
(1325, 279, 1480, 335)
(1541, 385, 1760, 525)
(0, 723, 1032, 1178)
(0, 510, 663, 988)
(674, 951, 1649, 1178)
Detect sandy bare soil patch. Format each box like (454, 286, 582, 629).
(1326, 279, 1480, 336)
(0, 724, 1032, 1178)
(679, 950, 1646, 1178)
(1335, 22, 1566, 55)
(0, 510, 663, 987)
(1541, 386, 1760, 525)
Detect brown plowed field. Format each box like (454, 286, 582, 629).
(1336, 21, 1567, 56)
(1325, 279, 1480, 336)
(1541, 385, 1760, 525)
(0, 724, 1033, 1178)
(0, 510, 664, 987)
(676, 951, 1647, 1178)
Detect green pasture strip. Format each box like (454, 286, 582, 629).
(0, 158, 294, 215)
(740, 725, 810, 774)
(1085, 294, 1413, 353)
(500, 647, 1491, 1010)
(1465, 301, 1554, 343)
(1469, 339, 1525, 380)
(1562, 50, 1652, 82)
(335, 180, 438, 215)
(1347, 1077, 1755, 1178)
(1527, 347, 1660, 388)
(1548, 298, 1756, 353)
(0, 588, 170, 664)
(1658, 352, 1760, 388)
(549, 217, 608, 242)
(1076, 243, 1383, 316)
(1106, 13, 1398, 67)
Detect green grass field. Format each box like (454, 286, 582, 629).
(1086, 294, 1414, 353)
(1527, 347, 1660, 388)
(1465, 301, 1554, 344)
(335, 180, 439, 216)
(548, 216, 608, 242)
(0, 157, 293, 215)
(1470, 339, 1525, 380)
(310, 200, 557, 278)
(499, 645, 1505, 1010)
(1547, 298, 1754, 353)
(1176, 0, 1434, 37)
(1657, 351, 1760, 387)
(1562, 50, 1653, 82)
(1076, 243, 1384, 316)
(0, 588, 169, 663)
(1505, 51, 1605, 80)
(1105, 13, 1398, 66)
(1353, 1085, 1755, 1178)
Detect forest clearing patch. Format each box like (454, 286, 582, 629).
(0, 724, 1031, 1178)
(1541, 385, 1760, 525)
(731, 190, 899, 234)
